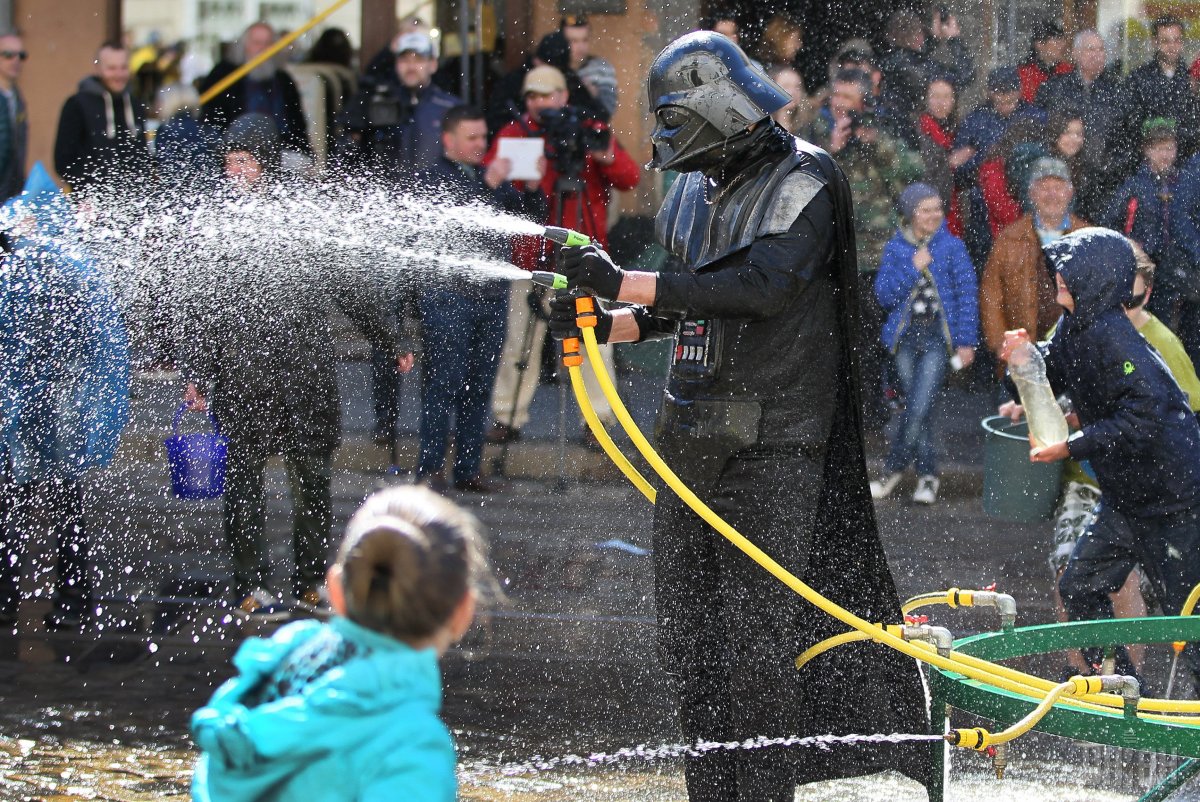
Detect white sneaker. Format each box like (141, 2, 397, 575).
(912, 475, 940, 504)
(870, 472, 904, 500)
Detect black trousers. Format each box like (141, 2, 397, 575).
(222, 442, 333, 599)
(1060, 504, 1200, 687)
(0, 464, 90, 618)
(653, 454, 825, 802)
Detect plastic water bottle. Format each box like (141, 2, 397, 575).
(1007, 341, 1069, 447)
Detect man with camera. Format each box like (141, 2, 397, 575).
(340, 31, 461, 181)
(484, 64, 638, 444)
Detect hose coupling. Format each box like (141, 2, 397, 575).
(1069, 674, 1140, 717)
(990, 742, 1008, 780)
(945, 727, 991, 750)
(969, 590, 1018, 631)
(903, 624, 954, 657)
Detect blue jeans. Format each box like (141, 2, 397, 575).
(416, 289, 507, 482)
(884, 318, 948, 476)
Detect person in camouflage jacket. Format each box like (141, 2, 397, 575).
(803, 68, 924, 270)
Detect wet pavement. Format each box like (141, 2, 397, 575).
(0, 354, 1194, 800)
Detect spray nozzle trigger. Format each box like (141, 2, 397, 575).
(544, 226, 592, 248)
(531, 271, 568, 290)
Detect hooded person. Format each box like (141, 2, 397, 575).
(0, 162, 131, 629)
(548, 31, 931, 801)
(222, 112, 282, 176)
(177, 119, 408, 613)
(1001, 228, 1200, 692)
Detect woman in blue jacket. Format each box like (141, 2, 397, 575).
(872, 183, 979, 504)
(192, 486, 491, 802)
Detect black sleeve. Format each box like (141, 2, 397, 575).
(53, 97, 87, 187)
(281, 75, 314, 155)
(652, 186, 835, 318)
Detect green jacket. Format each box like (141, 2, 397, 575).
(804, 113, 924, 271)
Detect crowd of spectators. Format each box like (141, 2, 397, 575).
(6, 8, 1200, 634)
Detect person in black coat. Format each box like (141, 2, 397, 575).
(198, 22, 312, 158)
(551, 32, 930, 801)
(1001, 228, 1200, 692)
(54, 41, 150, 192)
(485, 30, 607, 136)
(1112, 16, 1200, 179)
(178, 114, 408, 611)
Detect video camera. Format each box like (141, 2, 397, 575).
(363, 80, 417, 129)
(538, 105, 612, 178)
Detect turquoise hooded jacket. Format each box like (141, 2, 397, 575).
(192, 616, 457, 802)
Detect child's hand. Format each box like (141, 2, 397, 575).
(1030, 441, 1069, 463)
(998, 400, 1024, 421)
(999, 328, 1031, 362)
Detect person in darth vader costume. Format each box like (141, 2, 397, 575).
(549, 32, 932, 801)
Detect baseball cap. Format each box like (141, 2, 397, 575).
(394, 31, 435, 58)
(523, 65, 567, 95)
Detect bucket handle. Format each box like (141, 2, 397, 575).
(173, 401, 222, 436)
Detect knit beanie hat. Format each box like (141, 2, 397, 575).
(223, 112, 281, 173)
(1026, 156, 1072, 187)
(898, 182, 941, 222)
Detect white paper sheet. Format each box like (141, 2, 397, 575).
(496, 137, 545, 182)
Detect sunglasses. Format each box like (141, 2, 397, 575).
(0, 51, 27, 61)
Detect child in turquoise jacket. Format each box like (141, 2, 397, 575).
(192, 486, 489, 802)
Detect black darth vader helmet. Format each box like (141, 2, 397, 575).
(647, 31, 791, 172)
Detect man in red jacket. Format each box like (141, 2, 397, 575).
(484, 65, 639, 444)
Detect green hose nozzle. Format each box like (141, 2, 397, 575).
(544, 226, 591, 247)
(531, 271, 568, 290)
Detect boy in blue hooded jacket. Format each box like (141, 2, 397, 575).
(1001, 227, 1200, 688)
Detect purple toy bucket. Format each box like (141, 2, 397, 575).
(165, 403, 228, 500)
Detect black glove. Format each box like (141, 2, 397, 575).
(559, 244, 625, 300)
(548, 291, 613, 344)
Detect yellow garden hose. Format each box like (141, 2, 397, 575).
(948, 675, 1142, 750)
(568, 323, 1200, 724)
(568, 364, 655, 503)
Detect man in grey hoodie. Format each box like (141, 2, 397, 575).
(53, 41, 150, 192)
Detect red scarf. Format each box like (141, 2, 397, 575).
(919, 113, 955, 150)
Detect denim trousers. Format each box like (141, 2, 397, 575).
(884, 317, 948, 476)
(416, 289, 506, 482)
(1060, 505, 1200, 687)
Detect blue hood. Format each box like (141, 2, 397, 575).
(1043, 227, 1136, 327)
(0, 162, 130, 482)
